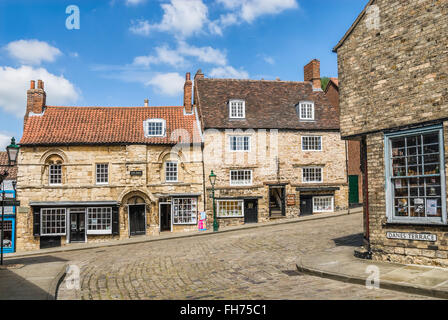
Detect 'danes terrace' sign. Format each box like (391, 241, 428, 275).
(386, 231, 437, 242)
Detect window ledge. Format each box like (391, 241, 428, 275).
(383, 221, 448, 228)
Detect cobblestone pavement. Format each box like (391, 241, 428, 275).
(56, 213, 431, 300)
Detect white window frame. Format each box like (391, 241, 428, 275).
(49, 164, 62, 186)
(217, 200, 244, 218)
(302, 167, 323, 183)
(96, 163, 109, 185)
(41, 208, 67, 236)
(87, 207, 112, 235)
(229, 99, 245, 119)
(172, 198, 197, 225)
(165, 161, 178, 183)
(385, 125, 447, 225)
(144, 119, 166, 137)
(230, 170, 253, 186)
(302, 136, 322, 151)
(299, 101, 315, 121)
(229, 135, 251, 152)
(313, 196, 334, 213)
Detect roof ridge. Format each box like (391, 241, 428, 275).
(199, 78, 310, 84)
(46, 105, 183, 109)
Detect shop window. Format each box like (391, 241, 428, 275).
(386, 126, 447, 224)
(217, 200, 244, 218)
(0, 220, 13, 249)
(41, 208, 66, 236)
(87, 207, 112, 234)
(172, 198, 197, 224)
(313, 196, 334, 212)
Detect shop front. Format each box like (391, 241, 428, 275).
(156, 194, 201, 233)
(30, 201, 119, 249)
(296, 187, 339, 216)
(1, 182, 16, 253)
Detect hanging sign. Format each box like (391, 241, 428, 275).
(386, 232, 437, 242)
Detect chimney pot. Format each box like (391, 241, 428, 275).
(186, 72, 191, 81)
(30, 80, 35, 89)
(144, 99, 149, 107)
(37, 79, 44, 89)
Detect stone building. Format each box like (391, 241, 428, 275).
(16, 78, 204, 251)
(334, 0, 448, 266)
(194, 59, 349, 227)
(325, 78, 363, 206)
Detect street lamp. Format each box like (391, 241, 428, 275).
(209, 170, 219, 232)
(1, 137, 19, 265)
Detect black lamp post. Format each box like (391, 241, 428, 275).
(209, 170, 219, 232)
(1, 137, 19, 265)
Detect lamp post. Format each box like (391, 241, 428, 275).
(209, 170, 218, 232)
(1, 137, 19, 265)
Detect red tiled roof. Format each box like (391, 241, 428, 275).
(330, 78, 339, 87)
(20, 106, 202, 146)
(0, 152, 17, 180)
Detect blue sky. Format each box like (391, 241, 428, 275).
(0, 0, 367, 146)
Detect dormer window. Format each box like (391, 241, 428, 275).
(299, 102, 315, 121)
(144, 119, 166, 137)
(229, 100, 245, 119)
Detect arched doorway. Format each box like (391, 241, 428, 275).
(127, 196, 146, 236)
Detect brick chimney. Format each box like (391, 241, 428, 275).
(304, 59, 322, 90)
(25, 79, 46, 126)
(184, 72, 193, 114)
(193, 69, 204, 106)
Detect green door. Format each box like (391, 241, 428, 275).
(349, 175, 359, 204)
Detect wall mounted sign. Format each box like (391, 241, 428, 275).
(287, 194, 296, 206)
(386, 231, 437, 242)
(130, 171, 143, 176)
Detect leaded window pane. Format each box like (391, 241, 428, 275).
(41, 208, 66, 235)
(172, 198, 197, 224)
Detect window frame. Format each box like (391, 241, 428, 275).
(229, 135, 251, 152)
(172, 198, 197, 225)
(229, 99, 246, 119)
(87, 207, 113, 235)
(49, 164, 62, 186)
(230, 170, 253, 186)
(299, 101, 315, 121)
(385, 125, 447, 225)
(217, 200, 244, 218)
(302, 136, 323, 151)
(313, 196, 334, 213)
(95, 163, 109, 185)
(40, 208, 67, 236)
(165, 161, 178, 183)
(144, 118, 166, 137)
(302, 167, 323, 183)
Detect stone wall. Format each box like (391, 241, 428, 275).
(203, 129, 348, 225)
(16, 144, 204, 251)
(337, 0, 448, 138)
(366, 122, 448, 267)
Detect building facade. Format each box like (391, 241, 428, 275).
(0, 152, 17, 253)
(16, 78, 205, 251)
(194, 60, 349, 227)
(335, 0, 448, 266)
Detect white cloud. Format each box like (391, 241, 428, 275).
(209, 66, 249, 79)
(129, 19, 151, 36)
(145, 72, 184, 96)
(213, 0, 298, 32)
(5, 40, 62, 65)
(125, 0, 145, 5)
(0, 65, 79, 117)
(130, 0, 208, 38)
(133, 41, 227, 67)
(0, 133, 10, 150)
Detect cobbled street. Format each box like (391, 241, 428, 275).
(55, 213, 430, 300)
